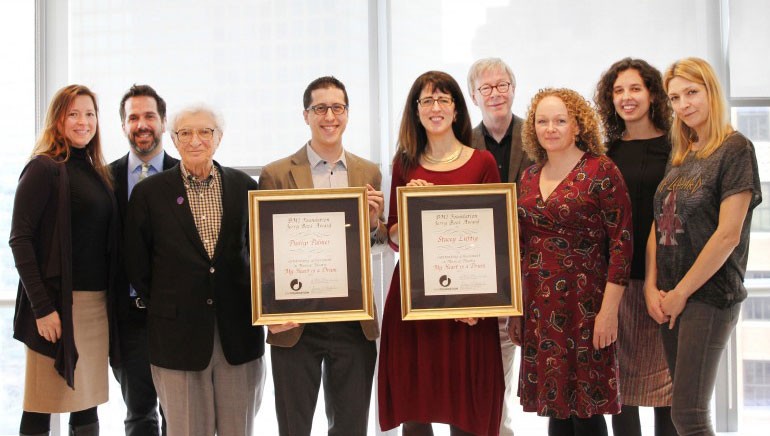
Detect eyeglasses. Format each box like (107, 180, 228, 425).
(416, 97, 454, 108)
(306, 104, 348, 116)
(174, 128, 216, 143)
(477, 82, 512, 96)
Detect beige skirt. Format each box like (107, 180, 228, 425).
(24, 290, 108, 413)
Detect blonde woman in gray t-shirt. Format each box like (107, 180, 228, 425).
(646, 57, 762, 436)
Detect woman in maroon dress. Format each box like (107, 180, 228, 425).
(378, 71, 504, 436)
(510, 88, 633, 436)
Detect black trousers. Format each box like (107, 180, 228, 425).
(271, 322, 377, 436)
(548, 415, 608, 436)
(112, 312, 165, 436)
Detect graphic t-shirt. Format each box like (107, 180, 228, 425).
(653, 132, 762, 308)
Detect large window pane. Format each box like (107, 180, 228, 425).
(735, 107, 770, 274)
(0, 1, 35, 303)
(0, 306, 25, 435)
(1, 2, 41, 434)
(389, 0, 715, 156)
(729, 0, 770, 98)
(734, 104, 770, 433)
(69, 0, 373, 166)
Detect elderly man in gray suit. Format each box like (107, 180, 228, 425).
(468, 57, 533, 436)
(259, 76, 386, 436)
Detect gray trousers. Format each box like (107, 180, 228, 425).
(660, 301, 741, 436)
(151, 330, 266, 436)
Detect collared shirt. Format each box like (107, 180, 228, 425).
(306, 142, 383, 241)
(180, 163, 223, 259)
(481, 118, 514, 182)
(306, 142, 348, 189)
(128, 151, 166, 198)
(127, 151, 166, 297)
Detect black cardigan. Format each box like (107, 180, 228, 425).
(9, 154, 120, 388)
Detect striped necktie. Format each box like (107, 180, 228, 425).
(139, 162, 150, 180)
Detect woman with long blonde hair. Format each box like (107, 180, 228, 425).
(647, 57, 762, 435)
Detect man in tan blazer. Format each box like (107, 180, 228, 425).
(259, 76, 386, 436)
(468, 58, 533, 436)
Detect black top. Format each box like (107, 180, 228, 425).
(480, 120, 514, 182)
(67, 147, 112, 290)
(607, 135, 670, 280)
(11, 152, 121, 386)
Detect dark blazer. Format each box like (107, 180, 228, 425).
(124, 162, 264, 370)
(9, 155, 120, 387)
(109, 151, 179, 321)
(258, 145, 385, 347)
(471, 114, 533, 184)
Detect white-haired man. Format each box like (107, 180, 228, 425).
(125, 105, 265, 436)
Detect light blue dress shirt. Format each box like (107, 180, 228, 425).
(127, 151, 166, 297)
(127, 151, 166, 196)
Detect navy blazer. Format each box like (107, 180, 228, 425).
(109, 151, 179, 321)
(124, 162, 264, 370)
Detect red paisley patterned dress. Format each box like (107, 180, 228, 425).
(517, 152, 633, 419)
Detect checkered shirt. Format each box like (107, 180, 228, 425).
(180, 163, 223, 259)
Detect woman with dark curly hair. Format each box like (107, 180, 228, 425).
(510, 88, 633, 436)
(378, 71, 504, 436)
(595, 58, 676, 436)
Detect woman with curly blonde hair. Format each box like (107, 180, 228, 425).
(595, 58, 676, 436)
(510, 88, 633, 436)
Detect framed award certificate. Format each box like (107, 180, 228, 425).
(249, 187, 375, 325)
(397, 183, 523, 320)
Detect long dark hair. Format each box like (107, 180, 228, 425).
(394, 71, 472, 172)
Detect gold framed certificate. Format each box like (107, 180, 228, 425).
(249, 187, 374, 325)
(397, 183, 523, 320)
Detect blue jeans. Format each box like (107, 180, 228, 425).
(660, 301, 741, 436)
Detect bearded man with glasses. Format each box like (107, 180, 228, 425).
(110, 84, 178, 436)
